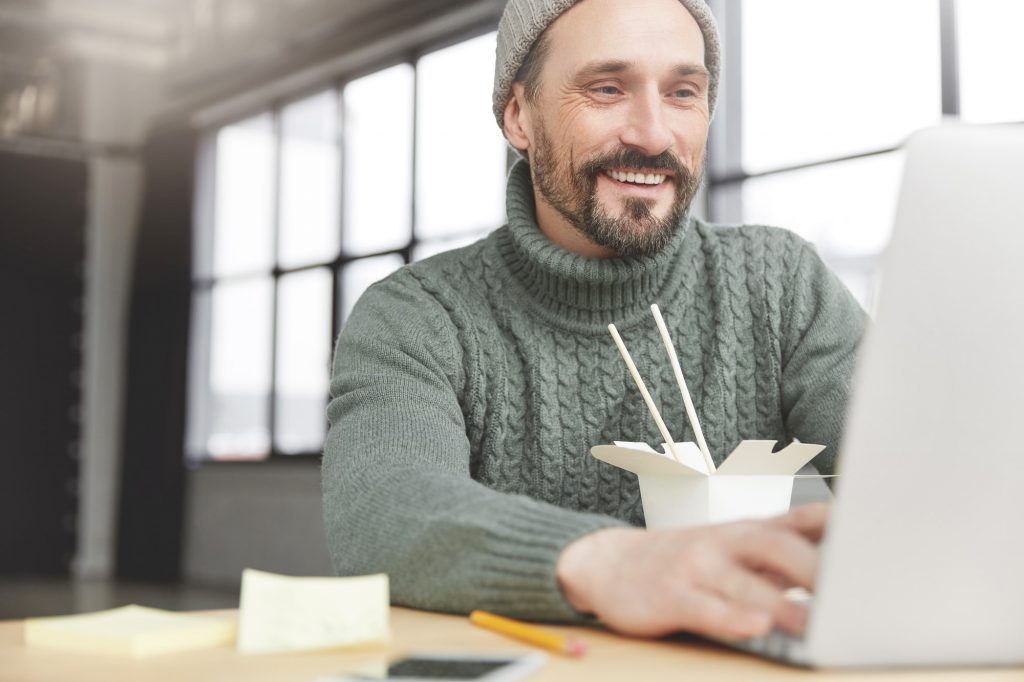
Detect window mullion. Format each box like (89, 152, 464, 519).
(939, 0, 961, 117)
(707, 0, 743, 223)
(332, 85, 346, 346)
(268, 107, 284, 458)
(408, 55, 420, 264)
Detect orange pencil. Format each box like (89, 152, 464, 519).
(469, 610, 587, 658)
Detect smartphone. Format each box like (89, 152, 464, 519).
(321, 652, 547, 681)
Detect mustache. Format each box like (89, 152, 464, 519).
(579, 148, 689, 180)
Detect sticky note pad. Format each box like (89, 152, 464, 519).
(23, 605, 236, 658)
(237, 569, 390, 654)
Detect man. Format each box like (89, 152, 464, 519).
(322, 0, 865, 642)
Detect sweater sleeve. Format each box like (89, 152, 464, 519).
(779, 238, 868, 476)
(321, 270, 625, 623)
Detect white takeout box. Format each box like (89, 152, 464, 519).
(590, 440, 827, 528)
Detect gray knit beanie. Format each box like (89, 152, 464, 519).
(492, 0, 721, 129)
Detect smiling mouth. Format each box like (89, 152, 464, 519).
(605, 169, 671, 186)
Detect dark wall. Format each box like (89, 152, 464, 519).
(0, 151, 87, 576)
(115, 125, 196, 581)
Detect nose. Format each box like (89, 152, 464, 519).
(619, 87, 674, 156)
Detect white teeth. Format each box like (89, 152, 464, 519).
(609, 170, 667, 185)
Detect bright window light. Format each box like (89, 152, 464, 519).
(206, 277, 273, 460)
(343, 64, 415, 255)
(958, 0, 1024, 123)
(275, 268, 333, 454)
(212, 114, 275, 276)
(741, 0, 941, 172)
(279, 90, 341, 269)
(416, 32, 508, 239)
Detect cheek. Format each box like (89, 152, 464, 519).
(671, 113, 710, 152)
(551, 102, 624, 154)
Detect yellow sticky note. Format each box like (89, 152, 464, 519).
(237, 569, 390, 654)
(24, 605, 236, 658)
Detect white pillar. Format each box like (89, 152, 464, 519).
(74, 60, 161, 580)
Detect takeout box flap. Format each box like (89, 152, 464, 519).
(591, 439, 828, 477)
(715, 440, 826, 476)
(591, 442, 709, 476)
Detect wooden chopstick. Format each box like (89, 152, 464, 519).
(607, 323, 684, 465)
(650, 304, 716, 474)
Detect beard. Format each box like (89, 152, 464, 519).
(530, 124, 702, 258)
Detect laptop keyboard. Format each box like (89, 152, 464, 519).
(727, 590, 814, 666)
(730, 630, 811, 667)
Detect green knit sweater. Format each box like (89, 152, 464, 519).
(322, 161, 866, 622)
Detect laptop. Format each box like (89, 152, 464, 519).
(733, 123, 1024, 668)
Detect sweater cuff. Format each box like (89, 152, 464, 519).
(465, 501, 630, 623)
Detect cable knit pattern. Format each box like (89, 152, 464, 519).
(322, 160, 866, 623)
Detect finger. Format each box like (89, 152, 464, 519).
(712, 563, 788, 617)
(734, 527, 820, 590)
(712, 564, 811, 636)
(756, 568, 796, 589)
(772, 502, 829, 543)
(774, 599, 810, 636)
(679, 591, 774, 642)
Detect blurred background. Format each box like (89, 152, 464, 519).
(1, 0, 1022, 618)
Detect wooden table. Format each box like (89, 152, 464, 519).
(2, 607, 1023, 681)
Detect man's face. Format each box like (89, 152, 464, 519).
(516, 0, 711, 257)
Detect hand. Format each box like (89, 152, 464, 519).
(556, 503, 828, 641)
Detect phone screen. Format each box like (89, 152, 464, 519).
(381, 656, 514, 679)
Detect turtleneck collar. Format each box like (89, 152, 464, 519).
(494, 158, 692, 328)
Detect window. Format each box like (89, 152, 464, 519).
(278, 91, 340, 269)
(708, 0, 1020, 313)
(342, 64, 413, 256)
(188, 31, 507, 462)
(957, 0, 1024, 123)
(415, 33, 508, 239)
(209, 113, 275, 278)
(739, 0, 941, 173)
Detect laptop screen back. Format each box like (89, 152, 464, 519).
(809, 124, 1024, 668)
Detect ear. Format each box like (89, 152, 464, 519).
(502, 83, 533, 154)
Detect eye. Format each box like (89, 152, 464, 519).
(672, 88, 696, 99)
(592, 85, 621, 96)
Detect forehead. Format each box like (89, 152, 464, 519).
(544, 0, 706, 74)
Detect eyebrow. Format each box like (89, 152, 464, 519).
(572, 60, 710, 83)
(671, 63, 710, 79)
